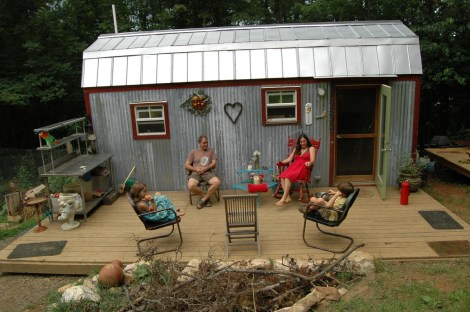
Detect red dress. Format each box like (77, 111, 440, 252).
(279, 152, 310, 181)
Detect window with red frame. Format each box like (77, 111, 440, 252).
(130, 102, 170, 140)
(262, 87, 301, 125)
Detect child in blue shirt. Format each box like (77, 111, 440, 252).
(130, 181, 184, 223)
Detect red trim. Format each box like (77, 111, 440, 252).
(261, 90, 267, 124)
(83, 90, 92, 118)
(130, 102, 171, 140)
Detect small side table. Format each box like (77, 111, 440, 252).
(24, 197, 48, 233)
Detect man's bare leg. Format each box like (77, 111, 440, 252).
(188, 178, 205, 198)
(201, 176, 221, 202)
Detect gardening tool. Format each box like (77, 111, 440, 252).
(118, 165, 136, 194)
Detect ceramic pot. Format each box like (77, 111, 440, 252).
(397, 173, 422, 192)
(98, 263, 124, 287)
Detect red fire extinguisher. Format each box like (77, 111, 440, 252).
(400, 180, 410, 205)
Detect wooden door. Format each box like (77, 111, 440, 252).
(334, 86, 378, 183)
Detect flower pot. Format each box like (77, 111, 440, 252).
(397, 173, 422, 192)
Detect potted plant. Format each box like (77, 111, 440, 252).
(397, 151, 426, 192)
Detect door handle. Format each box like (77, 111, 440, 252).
(336, 135, 342, 139)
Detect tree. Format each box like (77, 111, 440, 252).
(0, 0, 468, 149)
(413, 0, 470, 142)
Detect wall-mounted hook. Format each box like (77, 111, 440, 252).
(315, 111, 327, 119)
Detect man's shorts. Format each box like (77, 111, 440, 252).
(188, 171, 216, 184)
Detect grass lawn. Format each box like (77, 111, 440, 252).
(325, 258, 470, 312)
(323, 169, 470, 312)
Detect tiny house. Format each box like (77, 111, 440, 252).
(81, 20, 422, 199)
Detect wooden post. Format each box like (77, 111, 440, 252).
(5, 192, 22, 222)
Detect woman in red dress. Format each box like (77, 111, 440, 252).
(276, 134, 316, 205)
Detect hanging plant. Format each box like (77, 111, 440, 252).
(181, 90, 212, 117)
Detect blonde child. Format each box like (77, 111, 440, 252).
(299, 182, 354, 221)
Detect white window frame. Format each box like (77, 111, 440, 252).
(262, 87, 301, 125)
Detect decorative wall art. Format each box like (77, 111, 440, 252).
(224, 102, 243, 124)
(181, 90, 212, 117)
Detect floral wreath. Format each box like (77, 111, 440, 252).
(181, 90, 212, 117)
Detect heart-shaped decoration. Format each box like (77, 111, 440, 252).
(224, 102, 243, 124)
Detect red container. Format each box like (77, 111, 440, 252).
(400, 180, 410, 205)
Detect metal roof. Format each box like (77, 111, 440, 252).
(81, 21, 422, 88)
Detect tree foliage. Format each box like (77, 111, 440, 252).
(0, 0, 469, 148)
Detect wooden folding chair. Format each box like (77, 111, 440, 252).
(273, 137, 321, 201)
(301, 189, 360, 253)
(223, 194, 260, 257)
(126, 193, 183, 255)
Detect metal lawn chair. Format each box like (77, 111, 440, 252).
(126, 193, 183, 255)
(301, 188, 360, 253)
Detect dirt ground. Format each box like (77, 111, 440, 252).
(422, 169, 470, 224)
(0, 170, 469, 312)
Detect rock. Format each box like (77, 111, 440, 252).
(57, 283, 74, 294)
(216, 260, 236, 270)
(82, 278, 98, 293)
(344, 251, 375, 276)
(338, 287, 348, 296)
(124, 272, 135, 285)
(177, 259, 202, 282)
(314, 286, 341, 301)
(123, 260, 149, 274)
(288, 287, 327, 312)
(61, 285, 101, 303)
(245, 259, 271, 269)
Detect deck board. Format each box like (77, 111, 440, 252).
(1, 187, 469, 274)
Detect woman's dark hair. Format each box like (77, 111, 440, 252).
(295, 134, 312, 154)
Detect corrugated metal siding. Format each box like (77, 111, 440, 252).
(82, 21, 422, 88)
(89, 79, 417, 191)
(89, 83, 331, 191)
(388, 80, 416, 185)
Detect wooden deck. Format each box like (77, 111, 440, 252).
(1, 187, 469, 275)
(425, 147, 470, 178)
